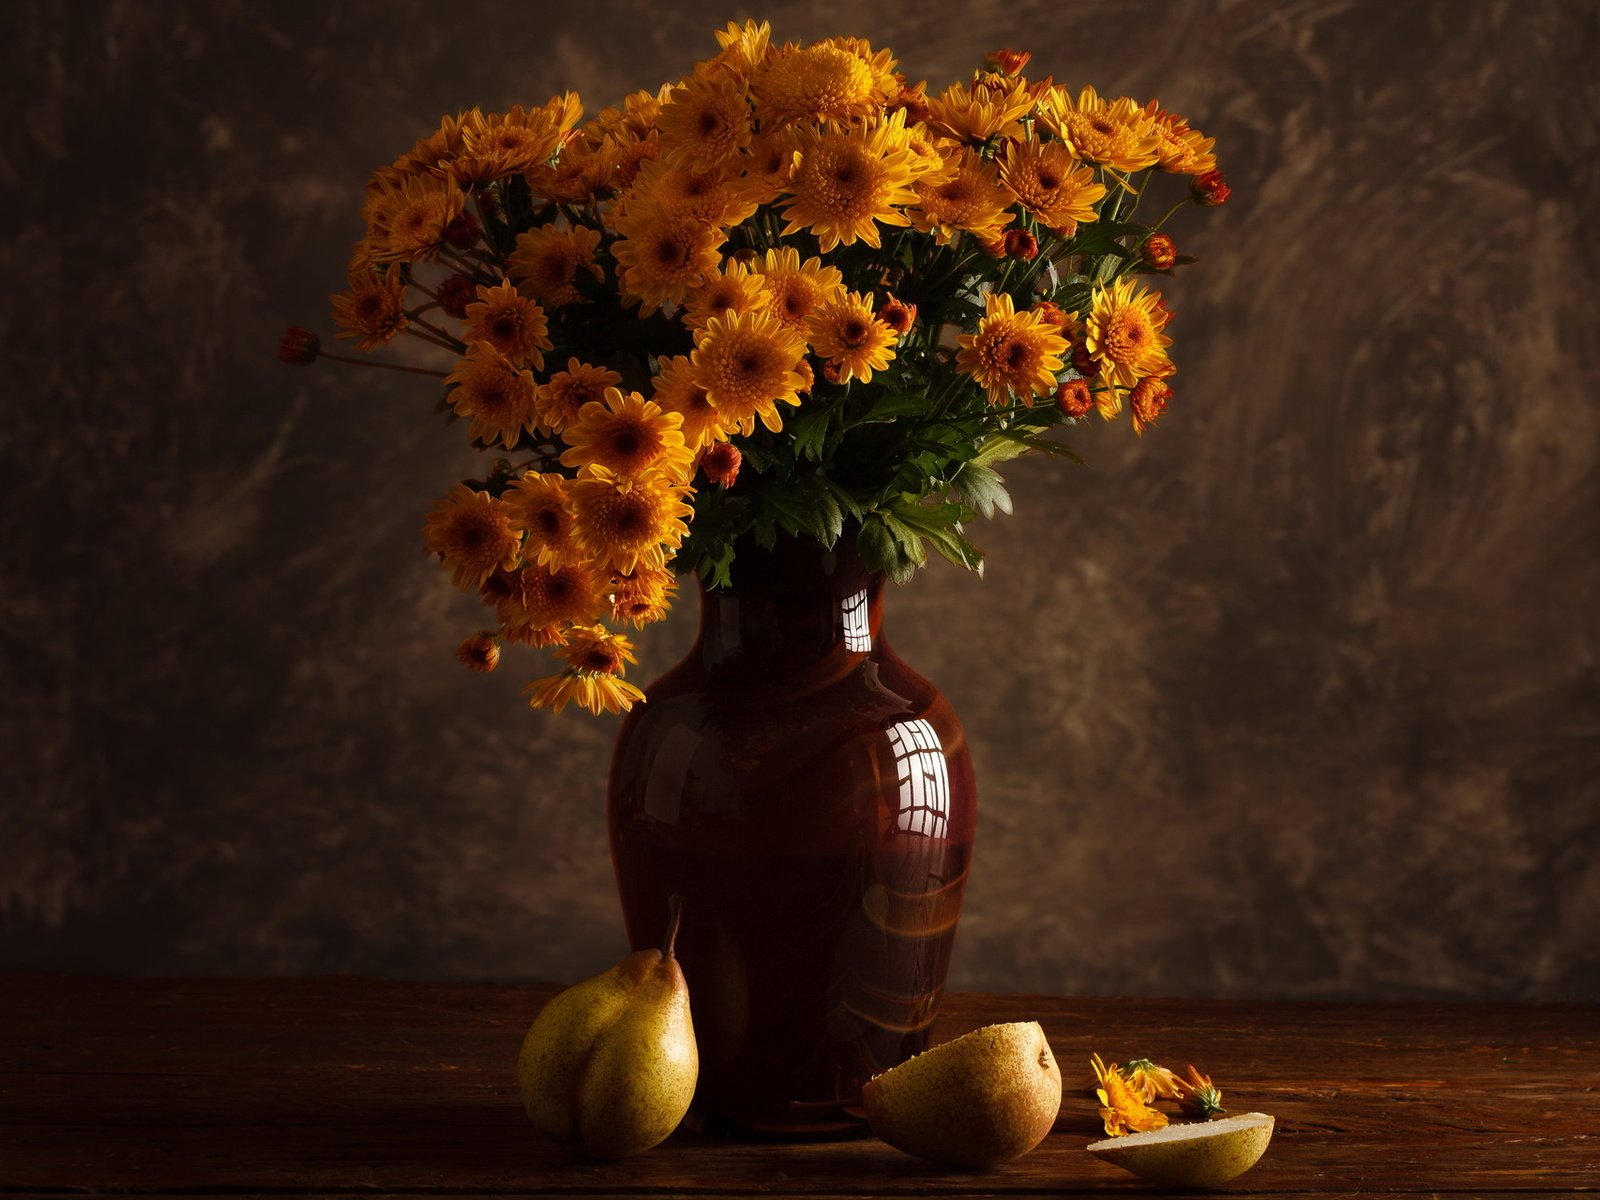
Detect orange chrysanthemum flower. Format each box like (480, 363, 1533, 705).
(502, 472, 578, 569)
(569, 465, 695, 575)
(690, 308, 811, 435)
(1129, 375, 1172, 436)
(750, 246, 845, 331)
(535, 359, 623, 434)
(610, 201, 728, 314)
(610, 563, 678, 628)
(422, 485, 522, 591)
(780, 113, 920, 251)
(508, 224, 604, 308)
(739, 128, 802, 205)
(1081, 277, 1174, 391)
(454, 97, 581, 183)
(1143, 100, 1218, 176)
(749, 38, 896, 127)
(651, 355, 734, 449)
(560, 388, 694, 479)
(657, 70, 752, 171)
(956, 291, 1069, 406)
(557, 624, 640, 675)
(806, 291, 898, 385)
(1036, 85, 1162, 175)
(682, 258, 770, 331)
(330, 269, 408, 350)
(462, 280, 552, 369)
(444, 343, 540, 449)
(527, 135, 622, 203)
(997, 140, 1107, 235)
(911, 147, 1015, 247)
(1091, 1054, 1169, 1138)
(627, 158, 760, 227)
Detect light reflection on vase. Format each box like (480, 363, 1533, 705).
(607, 534, 977, 1137)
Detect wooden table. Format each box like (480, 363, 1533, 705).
(2, 975, 1595, 1196)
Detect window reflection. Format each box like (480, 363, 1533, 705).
(886, 718, 949, 839)
(841, 588, 872, 652)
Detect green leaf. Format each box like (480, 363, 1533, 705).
(921, 523, 985, 574)
(859, 515, 918, 584)
(971, 433, 1034, 468)
(951, 461, 1013, 518)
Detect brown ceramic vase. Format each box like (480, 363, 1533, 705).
(607, 534, 977, 1137)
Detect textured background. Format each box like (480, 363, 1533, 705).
(3, 0, 1597, 1000)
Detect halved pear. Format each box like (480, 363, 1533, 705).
(863, 1021, 1062, 1168)
(1087, 1111, 1275, 1186)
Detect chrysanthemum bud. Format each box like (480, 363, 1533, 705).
(1033, 300, 1069, 328)
(891, 83, 934, 124)
(1054, 378, 1093, 417)
(795, 358, 815, 394)
(699, 441, 742, 488)
(822, 359, 845, 385)
(1141, 233, 1177, 270)
(456, 632, 501, 673)
(1130, 376, 1171, 435)
(878, 295, 918, 334)
(1191, 169, 1231, 207)
(444, 211, 483, 248)
(1003, 228, 1039, 261)
(276, 326, 321, 365)
(985, 49, 1032, 76)
(1153, 296, 1176, 328)
(1071, 344, 1100, 378)
(436, 274, 478, 320)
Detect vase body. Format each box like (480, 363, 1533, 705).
(607, 535, 977, 1137)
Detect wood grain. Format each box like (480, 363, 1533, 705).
(2, 976, 1595, 1195)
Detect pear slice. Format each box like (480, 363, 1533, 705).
(1087, 1111, 1275, 1186)
(863, 1021, 1062, 1168)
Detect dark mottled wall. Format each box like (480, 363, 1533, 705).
(3, 1, 1596, 999)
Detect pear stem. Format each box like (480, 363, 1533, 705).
(662, 894, 684, 961)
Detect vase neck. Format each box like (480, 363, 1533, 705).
(695, 536, 885, 675)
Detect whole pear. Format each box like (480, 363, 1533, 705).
(517, 895, 697, 1158)
(863, 1021, 1062, 1168)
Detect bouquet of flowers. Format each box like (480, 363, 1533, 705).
(280, 22, 1227, 715)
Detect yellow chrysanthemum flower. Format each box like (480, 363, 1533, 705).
(711, 19, 772, 79)
(508, 224, 603, 308)
(569, 465, 695, 576)
(682, 258, 770, 331)
(1091, 1054, 1169, 1138)
(1120, 1058, 1183, 1103)
(611, 200, 728, 314)
(610, 563, 678, 628)
(690, 308, 811, 435)
(422, 484, 522, 591)
(657, 70, 752, 172)
(525, 662, 646, 715)
(462, 280, 552, 369)
(780, 112, 920, 251)
(627, 158, 760, 227)
(806, 291, 898, 384)
(750, 39, 895, 127)
(589, 86, 670, 144)
(559, 387, 694, 479)
(444, 342, 540, 449)
(527, 136, 621, 203)
(502, 472, 578, 570)
(997, 140, 1107, 235)
(904, 123, 961, 186)
(1081, 277, 1174, 392)
(956, 292, 1069, 406)
(535, 359, 623, 434)
(651, 355, 736, 450)
(495, 561, 604, 640)
(454, 97, 581, 183)
(738, 128, 802, 206)
(1036, 84, 1162, 175)
(330, 269, 408, 350)
(910, 147, 1015, 247)
(750, 246, 845, 331)
(1143, 100, 1218, 176)
(362, 174, 467, 264)
(925, 77, 1036, 142)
